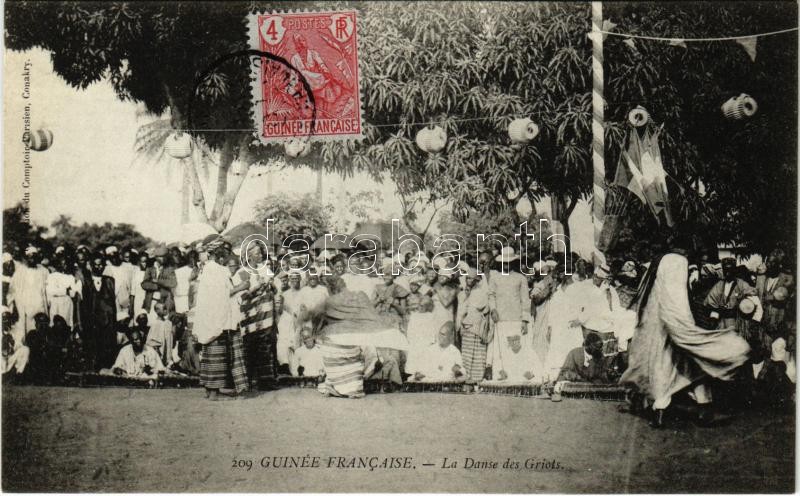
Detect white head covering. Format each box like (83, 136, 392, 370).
(24, 245, 39, 256)
(105, 245, 119, 255)
(771, 338, 787, 362)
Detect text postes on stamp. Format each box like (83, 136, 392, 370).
(249, 10, 363, 143)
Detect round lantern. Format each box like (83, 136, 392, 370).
(628, 106, 650, 127)
(515, 196, 533, 219)
(508, 118, 539, 143)
(415, 126, 447, 153)
(164, 132, 193, 159)
(284, 139, 310, 158)
(27, 128, 54, 152)
(721, 93, 758, 120)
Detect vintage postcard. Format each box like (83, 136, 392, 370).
(2, 1, 796, 493)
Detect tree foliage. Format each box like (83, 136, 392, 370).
(48, 215, 153, 252)
(252, 192, 331, 242)
(437, 208, 554, 256)
(602, 2, 797, 255)
(2, 203, 48, 254)
(5, 1, 796, 254)
(2, 205, 153, 255)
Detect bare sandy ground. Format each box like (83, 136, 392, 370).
(2, 386, 794, 493)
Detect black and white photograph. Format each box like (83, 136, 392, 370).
(1, 1, 796, 493)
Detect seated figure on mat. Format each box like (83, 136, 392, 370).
(556, 332, 610, 384)
(102, 328, 164, 378)
(293, 329, 325, 378)
(406, 322, 464, 383)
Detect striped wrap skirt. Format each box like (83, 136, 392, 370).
(200, 330, 249, 393)
(317, 340, 365, 398)
(243, 329, 278, 388)
(461, 332, 488, 381)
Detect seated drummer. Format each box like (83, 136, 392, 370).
(101, 328, 164, 378)
(557, 332, 609, 384)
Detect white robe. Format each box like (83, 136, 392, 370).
(46, 272, 79, 327)
(292, 345, 325, 377)
(173, 266, 194, 314)
(407, 343, 464, 382)
(8, 263, 48, 343)
(193, 260, 238, 345)
(543, 283, 585, 379)
(277, 288, 303, 366)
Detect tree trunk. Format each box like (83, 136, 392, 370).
(562, 197, 578, 252)
(180, 160, 191, 224)
(210, 135, 255, 233)
(210, 138, 235, 224)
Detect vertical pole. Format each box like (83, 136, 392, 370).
(591, 2, 605, 255)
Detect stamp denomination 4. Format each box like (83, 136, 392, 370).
(249, 10, 363, 142)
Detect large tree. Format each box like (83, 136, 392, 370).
(6, 2, 796, 255)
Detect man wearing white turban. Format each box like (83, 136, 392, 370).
(8, 246, 49, 346)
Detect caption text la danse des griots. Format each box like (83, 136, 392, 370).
(234, 455, 565, 471)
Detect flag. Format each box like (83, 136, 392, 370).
(623, 38, 637, 51)
(638, 129, 673, 226)
(736, 36, 757, 62)
(669, 39, 687, 49)
(613, 130, 646, 204)
(601, 19, 617, 41)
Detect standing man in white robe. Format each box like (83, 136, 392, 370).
(8, 246, 49, 346)
(621, 238, 750, 428)
(487, 247, 534, 381)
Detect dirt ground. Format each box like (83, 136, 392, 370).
(1, 385, 794, 493)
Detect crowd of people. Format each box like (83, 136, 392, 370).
(1, 232, 795, 426)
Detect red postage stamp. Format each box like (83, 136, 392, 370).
(248, 11, 363, 143)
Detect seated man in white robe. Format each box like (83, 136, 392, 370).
(292, 329, 325, 377)
(491, 334, 542, 383)
(407, 322, 464, 382)
(102, 328, 164, 378)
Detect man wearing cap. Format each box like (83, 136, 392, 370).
(487, 247, 532, 381)
(704, 258, 756, 330)
(194, 239, 248, 399)
(8, 246, 49, 347)
(456, 267, 490, 381)
(103, 246, 134, 340)
(141, 246, 177, 313)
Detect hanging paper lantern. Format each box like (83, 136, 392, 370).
(27, 128, 54, 152)
(721, 93, 758, 120)
(284, 139, 311, 158)
(415, 126, 447, 153)
(508, 118, 539, 143)
(515, 197, 533, 219)
(627, 106, 650, 127)
(739, 94, 758, 118)
(164, 132, 193, 159)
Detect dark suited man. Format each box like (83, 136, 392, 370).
(141, 247, 177, 313)
(80, 255, 117, 370)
